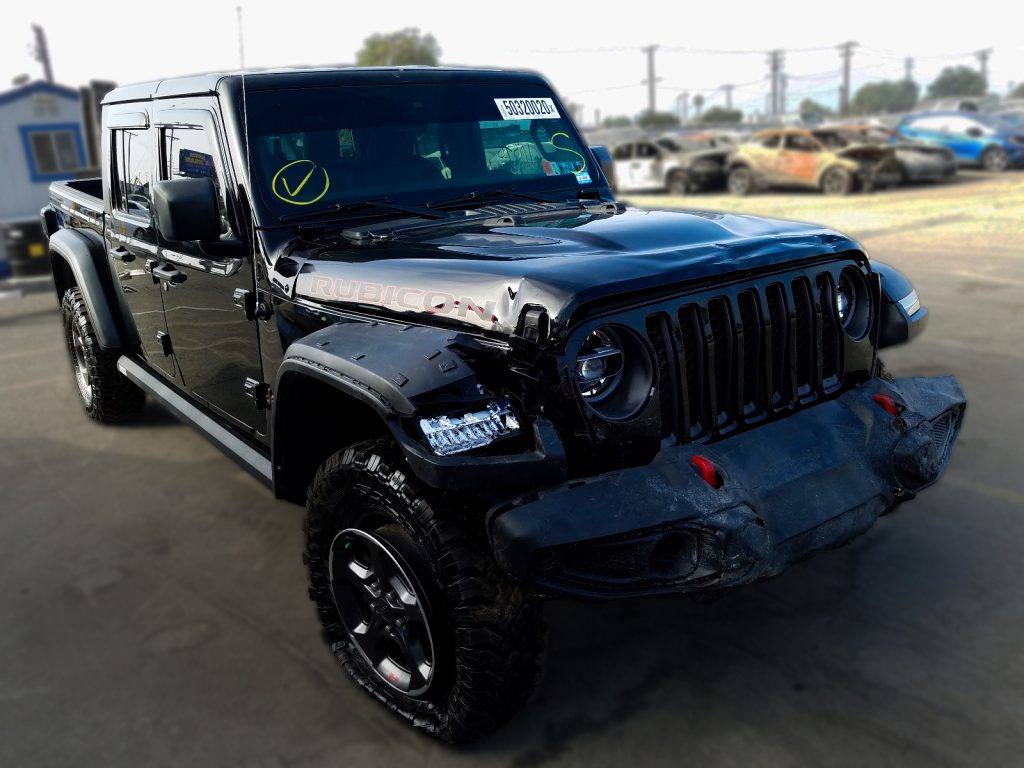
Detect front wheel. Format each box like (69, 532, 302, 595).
(821, 166, 854, 196)
(727, 166, 754, 196)
(304, 438, 545, 743)
(61, 288, 145, 423)
(982, 146, 1009, 173)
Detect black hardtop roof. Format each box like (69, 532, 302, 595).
(102, 66, 549, 105)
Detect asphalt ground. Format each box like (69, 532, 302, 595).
(1, 170, 1022, 767)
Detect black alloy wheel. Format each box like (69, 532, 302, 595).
(328, 526, 436, 696)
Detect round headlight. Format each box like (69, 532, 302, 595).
(574, 325, 653, 420)
(576, 328, 625, 402)
(837, 268, 870, 339)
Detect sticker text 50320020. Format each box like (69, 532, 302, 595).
(494, 97, 560, 121)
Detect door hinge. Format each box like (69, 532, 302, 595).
(156, 330, 173, 357)
(243, 377, 273, 411)
(233, 288, 274, 321)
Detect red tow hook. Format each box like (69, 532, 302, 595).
(691, 455, 723, 488)
(872, 393, 900, 417)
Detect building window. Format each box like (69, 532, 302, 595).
(19, 123, 85, 182)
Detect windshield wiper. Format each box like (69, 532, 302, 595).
(425, 185, 567, 210)
(280, 197, 447, 224)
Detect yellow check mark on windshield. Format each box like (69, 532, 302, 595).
(280, 164, 317, 197)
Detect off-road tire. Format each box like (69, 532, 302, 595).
(822, 166, 854, 196)
(667, 169, 689, 195)
(981, 146, 1008, 173)
(61, 288, 145, 423)
(304, 438, 545, 743)
(727, 165, 754, 196)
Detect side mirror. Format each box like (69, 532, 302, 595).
(966, 127, 984, 139)
(152, 177, 221, 242)
(589, 145, 616, 189)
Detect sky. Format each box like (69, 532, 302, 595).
(2, 0, 1022, 123)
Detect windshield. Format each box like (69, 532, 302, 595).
(242, 82, 599, 222)
(996, 112, 1024, 129)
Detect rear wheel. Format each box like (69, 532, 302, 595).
(821, 166, 854, 196)
(61, 288, 145, 423)
(304, 438, 545, 743)
(727, 166, 754, 196)
(982, 146, 1009, 173)
(666, 169, 689, 195)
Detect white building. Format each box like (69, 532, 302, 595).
(0, 81, 87, 275)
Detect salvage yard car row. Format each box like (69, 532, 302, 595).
(609, 115, 1022, 196)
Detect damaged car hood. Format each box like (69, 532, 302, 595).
(281, 207, 861, 336)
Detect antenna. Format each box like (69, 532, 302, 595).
(237, 5, 258, 240)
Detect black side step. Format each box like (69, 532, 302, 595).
(117, 356, 273, 488)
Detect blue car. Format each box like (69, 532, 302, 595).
(897, 111, 1024, 172)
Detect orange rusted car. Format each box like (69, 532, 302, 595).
(726, 128, 900, 195)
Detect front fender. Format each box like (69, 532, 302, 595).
(47, 227, 139, 350)
(274, 320, 567, 492)
(873, 261, 928, 348)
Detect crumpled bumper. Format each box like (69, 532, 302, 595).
(487, 376, 965, 598)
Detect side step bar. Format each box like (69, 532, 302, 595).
(117, 356, 273, 488)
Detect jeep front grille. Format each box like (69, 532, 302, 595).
(644, 268, 851, 441)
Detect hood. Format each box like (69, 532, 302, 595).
(836, 144, 897, 164)
(282, 207, 860, 336)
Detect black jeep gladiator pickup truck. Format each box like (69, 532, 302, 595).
(43, 66, 965, 743)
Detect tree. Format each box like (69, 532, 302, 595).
(927, 66, 986, 99)
(798, 98, 834, 117)
(700, 107, 743, 125)
(636, 110, 680, 130)
(356, 28, 440, 67)
(851, 80, 919, 115)
(692, 94, 705, 118)
(1010, 82, 1024, 99)
(601, 115, 633, 128)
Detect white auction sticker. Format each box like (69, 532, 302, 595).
(494, 97, 560, 120)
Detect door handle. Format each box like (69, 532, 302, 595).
(151, 262, 187, 286)
(109, 246, 135, 263)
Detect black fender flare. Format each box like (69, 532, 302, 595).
(873, 261, 928, 348)
(272, 320, 566, 493)
(48, 227, 139, 350)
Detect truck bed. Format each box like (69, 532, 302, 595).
(49, 178, 105, 231)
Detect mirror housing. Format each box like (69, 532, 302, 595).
(589, 145, 616, 190)
(966, 127, 984, 139)
(153, 177, 221, 242)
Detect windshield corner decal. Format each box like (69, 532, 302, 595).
(271, 159, 330, 206)
(494, 98, 560, 121)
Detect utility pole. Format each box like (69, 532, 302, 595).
(975, 49, 993, 87)
(779, 75, 787, 115)
(904, 57, 914, 82)
(838, 40, 858, 116)
(767, 50, 783, 116)
(723, 84, 734, 110)
(676, 91, 690, 123)
(642, 45, 659, 114)
(31, 24, 54, 83)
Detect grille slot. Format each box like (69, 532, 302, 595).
(791, 278, 815, 398)
(645, 313, 676, 438)
(736, 290, 762, 418)
(764, 283, 789, 409)
(707, 298, 734, 429)
(642, 266, 848, 442)
(677, 305, 707, 439)
(817, 274, 841, 388)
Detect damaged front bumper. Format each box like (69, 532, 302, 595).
(487, 376, 965, 598)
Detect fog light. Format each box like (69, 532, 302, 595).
(419, 401, 520, 456)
